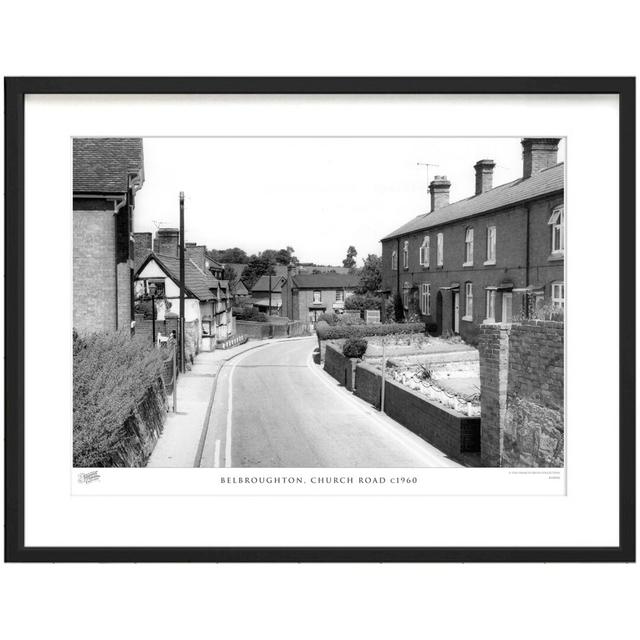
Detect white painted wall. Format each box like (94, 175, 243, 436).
(136, 259, 202, 322)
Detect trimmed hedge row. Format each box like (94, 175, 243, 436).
(73, 330, 168, 467)
(316, 320, 425, 341)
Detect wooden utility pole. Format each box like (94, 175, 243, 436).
(179, 191, 186, 373)
(380, 337, 387, 413)
(268, 273, 272, 316)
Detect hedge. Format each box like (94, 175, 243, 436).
(73, 330, 168, 467)
(316, 321, 425, 341)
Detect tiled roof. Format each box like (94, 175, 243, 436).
(251, 275, 286, 293)
(291, 273, 361, 289)
(134, 252, 219, 301)
(382, 163, 564, 241)
(73, 138, 144, 194)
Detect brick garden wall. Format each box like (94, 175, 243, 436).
(479, 320, 564, 467)
(236, 320, 312, 340)
(383, 378, 480, 460)
(324, 343, 357, 390)
(354, 363, 382, 408)
(325, 352, 480, 462)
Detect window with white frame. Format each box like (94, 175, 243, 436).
(419, 236, 430, 267)
(420, 283, 431, 315)
(436, 233, 444, 266)
(313, 290, 322, 303)
(486, 225, 496, 263)
(485, 289, 496, 320)
(551, 282, 565, 309)
(391, 250, 397, 270)
(549, 205, 565, 254)
(464, 227, 474, 265)
(335, 289, 344, 302)
(464, 282, 473, 319)
(403, 240, 409, 269)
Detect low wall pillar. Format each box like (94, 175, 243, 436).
(478, 324, 511, 467)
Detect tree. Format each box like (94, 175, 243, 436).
(342, 245, 358, 269)
(209, 247, 248, 263)
(224, 266, 237, 287)
(242, 254, 275, 289)
(357, 254, 382, 294)
(274, 246, 298, 265)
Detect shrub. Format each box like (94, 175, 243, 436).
(425, 322, 438, 335)
(338, 312, 364, 325)
(317, 312, 339, 326)
(342, 338, 368, 359)
(344, 293, 383, 314)
(73, 330, 168, 467)
(384, 297, 395, 322)
(234, 307, 268, 322)
(316, 321, 425, 341)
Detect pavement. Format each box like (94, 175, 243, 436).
(198, 336, 460, 468)
(146, 339, 269, 467)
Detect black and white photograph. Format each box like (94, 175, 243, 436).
(72, 135, 565, 470)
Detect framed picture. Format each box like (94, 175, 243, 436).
(4, 77, 635, 562)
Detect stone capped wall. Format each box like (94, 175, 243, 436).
(479, 320, 564, 467)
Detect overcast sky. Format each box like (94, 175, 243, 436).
(134, 137, 565, 266)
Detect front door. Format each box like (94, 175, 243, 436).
(453, 291, 460, 334)
(502, 292, 513, 323)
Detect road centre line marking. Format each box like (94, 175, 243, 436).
(305, 349, 458, 467)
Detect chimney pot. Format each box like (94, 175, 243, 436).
(521, 138, 561, 178)
(429, 175, 451, 212)
(474, 159, 495, 195)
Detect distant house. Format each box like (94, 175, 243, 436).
(281, 273, 360, 323)
(73, 138, 144, 334)
(231, 279, 250, 303)
(250, 275, 286, 314)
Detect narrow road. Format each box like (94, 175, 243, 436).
(199, 336, 459, 468)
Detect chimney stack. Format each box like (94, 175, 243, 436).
(429, 175, 451, 212)
(474, 159, 495, 195)
(521, 138, 561, 178)
(133, 232, 152, 262)
(185, 243, 206, 272)
(153, 228, 180, 257)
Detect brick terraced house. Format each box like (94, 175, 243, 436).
(281, 272, 361, 323)
(73, 138, 145, 334)
(380, 138, 565, 343)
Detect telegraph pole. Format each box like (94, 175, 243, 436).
(179, 191, 186, 373)
(268, 273, 272, 316)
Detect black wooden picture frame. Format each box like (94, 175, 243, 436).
(4, 77, 635, 562)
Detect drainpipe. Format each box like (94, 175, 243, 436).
(524, 203, 531, 318)
(396, 237, 401, 297)
(112, 196, 127, 330)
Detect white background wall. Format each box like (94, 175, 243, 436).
(1, 3, 638, 640)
